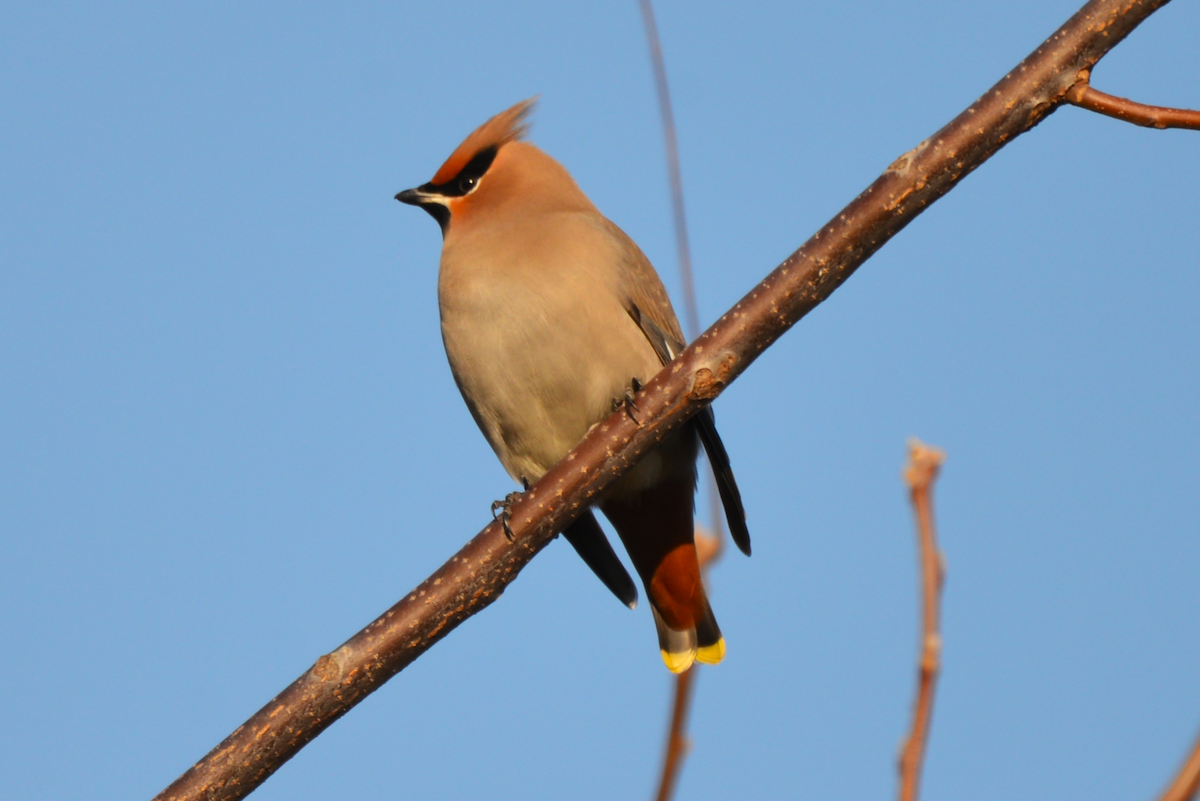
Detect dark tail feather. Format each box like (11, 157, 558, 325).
(561, 509, 639, 609)
(694, 598, 722, 649)
(693, 596, 725, 666)
(694, 408, 751, 556)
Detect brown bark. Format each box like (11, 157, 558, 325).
(1157, 726, 1200, 801)
(1067, 73, 1200, 130)
(898, 441, 947, 801)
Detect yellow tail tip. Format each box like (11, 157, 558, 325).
(661, 638, 725, 672)
(696, 638, 726, 666)
(661, 649, 696, 674)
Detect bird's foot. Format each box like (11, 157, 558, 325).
(612, 377, 643, 424)
(491, 477, 531, 542)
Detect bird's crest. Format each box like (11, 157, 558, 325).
(431, 97, 537, 185)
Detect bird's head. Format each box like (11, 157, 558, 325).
(396, 98, 591, 236)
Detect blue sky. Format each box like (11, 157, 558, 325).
(2, 2, 1198, 799)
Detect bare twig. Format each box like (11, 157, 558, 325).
(654, 668, 698, 801)
(898, 441, 946, 801)
(639, 0, 699, 340)
(639, 3, 727, 796)
(694, 526, 722, 570)
(152, 2, 1172, 798)
(652, 527, 721, 801)
(1066, 71, 1200, 130)
(1157, 725, 1200, 801)
(638, 0, 726, 540)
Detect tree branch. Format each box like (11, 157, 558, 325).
(639, 3, 729, 797)
(1066, 71, 1200, 130)
(654, 667, 697, 801)
(1157, 725, 1200, 801)
(152, 1, 1174, 798)
(898, 441, 946, 801)
(639, 0, 698, 339)
(638, 0, 727, 540)
(652, 526, 721, 801)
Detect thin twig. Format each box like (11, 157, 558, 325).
(638, 0, 726, 542)
(1157, 725, 1200, 801)
(898, 440, 946, 801)
(654, 668, 697, 801)
(152, 3, 1172, 798)
(639, 4, 725, 796)
(639, 0, 698, 340)
(1066, 71, 1200, 130)
(652, 527, 721, 801)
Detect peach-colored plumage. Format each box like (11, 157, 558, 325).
(396, 99, 748, 672)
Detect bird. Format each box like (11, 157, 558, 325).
(395, 98, 749, 673)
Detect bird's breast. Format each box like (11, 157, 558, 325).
(437, 222, 662, 483)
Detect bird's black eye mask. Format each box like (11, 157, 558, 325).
(401, 146, 498, 234)
(423, 145, 498, 199)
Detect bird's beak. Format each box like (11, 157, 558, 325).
(396, 184, 452, 233)
(395, 187, 429, 206)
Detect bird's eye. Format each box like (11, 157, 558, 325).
(458, 175, 477, 194)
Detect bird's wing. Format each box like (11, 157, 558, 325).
(602, 219, 687, 354)
(611, 222, 751, 557)
(561, 509, 639, 608)
(692, 407, 751, 555)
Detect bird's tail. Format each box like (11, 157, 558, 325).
(602, 484, 726, 672)
(601, 431, 725, 673)
(650, 584, 725, 673)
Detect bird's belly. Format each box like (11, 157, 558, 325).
(440, 278, 659, 484)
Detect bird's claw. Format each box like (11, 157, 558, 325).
(491, 478, 531, 542)
(612, 377, 643, 424)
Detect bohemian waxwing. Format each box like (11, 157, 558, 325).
(396, 98, 749, 673)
